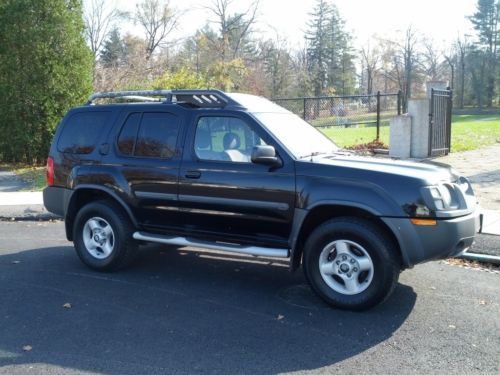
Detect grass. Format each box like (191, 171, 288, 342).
(0, 164, 47, 191)
(15, 166, 46, 191)
(320, 124, 390, 148)
(449, 115, 500, 152)
(317, 114, 500, 151)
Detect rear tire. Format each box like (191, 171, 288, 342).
(303, 217, 400, 311)
(73, 200, 138, 271)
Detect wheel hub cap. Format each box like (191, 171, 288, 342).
(82, 217, 115, 260)
(318, 239, 374, 295)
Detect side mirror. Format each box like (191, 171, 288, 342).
(251, 145, 282, 168)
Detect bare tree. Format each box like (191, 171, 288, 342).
(455, 36, 469, 109)
(361, 42, 379, 95)
(380, 27, 420, 112)
(401, 27, 419, 110)
(204, 0, 259, 61)
(135, 0, 180, 60)
(420, 37, 443, 81)
(84, 0, 124, 59)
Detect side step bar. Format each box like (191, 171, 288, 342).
(133, 232, 290, 258)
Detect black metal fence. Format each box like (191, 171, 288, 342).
(272, 91, 402, 146)
(429, 88, 453, 156)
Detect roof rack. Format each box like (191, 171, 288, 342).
(86, 89, 240, 108)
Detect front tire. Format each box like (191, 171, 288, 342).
(73, 200, 138, 271)
(303, 217, 400, 311)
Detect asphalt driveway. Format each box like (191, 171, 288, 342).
(0, 221, 498, 374)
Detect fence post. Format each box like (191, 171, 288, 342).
(303, 98, 306, 120)
(397, 90, 402, 115)
(446, 89, 453, 154)
(376, 91, 381, 140)
(428, 88, 435, 157)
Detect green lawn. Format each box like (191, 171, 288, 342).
(13, 165, 46, 191)
(449, 115, 500, 151)
(318, 114, 500, 151)
(320, 124, 389, 148)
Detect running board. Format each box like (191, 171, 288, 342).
(133, 232, 290, 258)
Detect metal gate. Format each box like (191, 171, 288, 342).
(428, 88, 453, 156)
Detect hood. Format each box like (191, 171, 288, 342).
(297, 153, 458, 185)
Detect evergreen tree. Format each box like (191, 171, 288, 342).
(0, 0, 93, 163)
(306, 0, 355, 96)
(469, 0, 499, 106)
(306, 0, 332, 96)
(100, 27, 125, 68)
(326, 6, 355, 95)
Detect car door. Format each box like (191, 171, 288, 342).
(110, 108, 185, 231)
(178, 112, 296, 248)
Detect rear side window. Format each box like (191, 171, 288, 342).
(117, 112, 179, 159)
(57, 111, 110, 154)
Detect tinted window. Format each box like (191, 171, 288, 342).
(135, 113, 179, 158)
(117, 113, 140, 155)
(57, 112, 110, 154)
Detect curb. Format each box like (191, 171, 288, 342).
(0, 204, 60, 221)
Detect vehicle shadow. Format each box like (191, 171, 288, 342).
(0, 244, 417, 374)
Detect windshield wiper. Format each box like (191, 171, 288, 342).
(298, 151, 328, 160)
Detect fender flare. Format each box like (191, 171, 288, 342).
(65, 184, 139, 240)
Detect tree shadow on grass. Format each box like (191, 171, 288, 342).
(0, 244, 416, 374)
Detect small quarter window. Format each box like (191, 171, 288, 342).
(117, 113, 140, 155)
(57, 112, 110, 154)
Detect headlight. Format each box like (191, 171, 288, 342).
(423, 184, 459, 211)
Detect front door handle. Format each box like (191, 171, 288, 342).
(185, 171, 201, 179)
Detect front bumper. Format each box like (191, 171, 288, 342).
(382, 209, 480, 267)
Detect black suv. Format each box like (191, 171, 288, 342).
(43, 89, 480, 310)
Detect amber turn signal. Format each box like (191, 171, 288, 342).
(410, 218, 437, 226)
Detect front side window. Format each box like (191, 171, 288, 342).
(117, 112, 179, 159)
(194, 116, 265, 163)
(58, 111, 110, 154)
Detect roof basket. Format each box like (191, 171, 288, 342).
(86, 89, 238, 108)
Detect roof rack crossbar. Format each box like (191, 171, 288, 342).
(86, 89, 239, 108)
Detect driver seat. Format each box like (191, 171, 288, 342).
(223, 133, 249, 162)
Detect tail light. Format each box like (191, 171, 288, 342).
(46, 156, 54, 186)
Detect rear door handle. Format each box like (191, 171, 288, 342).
(185, 171, 201, 179)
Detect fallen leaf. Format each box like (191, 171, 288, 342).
(277, 314, 284, 321)
(22, 345, 32, 352)
(448, 324, 456, 329)
(62, 303, 72, 309)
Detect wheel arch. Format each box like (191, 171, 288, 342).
(290, 203, 407, 272)
(65, 185, 138, 241)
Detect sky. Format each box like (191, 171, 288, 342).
(94, 0, 478, 50)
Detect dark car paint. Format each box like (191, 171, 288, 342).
(44, 101, 479, 270)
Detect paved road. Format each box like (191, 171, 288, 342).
(0, 221, 498, 375)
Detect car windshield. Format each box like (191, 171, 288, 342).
(253, 112, 339, 159)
